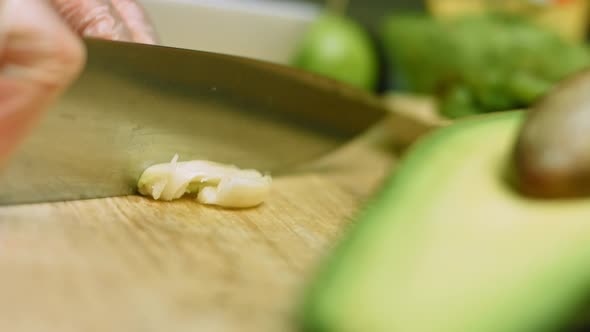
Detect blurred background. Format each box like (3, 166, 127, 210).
(136, 0, 422, 63)
(136, 0, 590, 121)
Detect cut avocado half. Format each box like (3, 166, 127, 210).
(300, 111, 590, 332)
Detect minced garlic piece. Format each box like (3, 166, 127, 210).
(137, 154, 272, 208)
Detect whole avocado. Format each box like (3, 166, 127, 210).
(291, 13, 378, 91)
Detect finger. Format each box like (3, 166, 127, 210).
(0, 0, 85, 165)
(112, 0, 158, 44)
(49, 0, 133, 42)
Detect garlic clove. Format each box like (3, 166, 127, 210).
(137, 155, 272, 208)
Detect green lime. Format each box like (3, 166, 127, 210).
(291, 14, 378, 91)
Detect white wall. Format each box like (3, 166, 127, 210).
(137, 0, 320, 64)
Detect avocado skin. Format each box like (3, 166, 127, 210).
(299, 111, 590, 332)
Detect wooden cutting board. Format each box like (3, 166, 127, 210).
(0, 123, 399, 332)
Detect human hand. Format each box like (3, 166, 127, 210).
(50, 0, 159, 44)
(0, 0, 157, 167)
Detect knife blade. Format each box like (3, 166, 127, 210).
(0, 38, 412, 205)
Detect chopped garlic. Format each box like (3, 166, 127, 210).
(137, 154, 272, 208)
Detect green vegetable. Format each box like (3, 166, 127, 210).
(291, 13, 378, 91)
(440, 85, 479, 118)
(300, 110, 590, 332)
(380, 13, 590, 118)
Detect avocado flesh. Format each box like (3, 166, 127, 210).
(302, 111, 590, 332)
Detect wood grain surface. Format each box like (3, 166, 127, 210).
(0, 123, 399, 332)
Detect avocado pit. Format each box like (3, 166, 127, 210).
(512, 68, 590, 198)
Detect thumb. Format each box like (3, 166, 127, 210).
(0, 0, 86, 166)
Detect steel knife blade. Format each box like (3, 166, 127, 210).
(0, 38, 398, 205)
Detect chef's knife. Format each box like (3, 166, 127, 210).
(0, 38, 426, 205)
